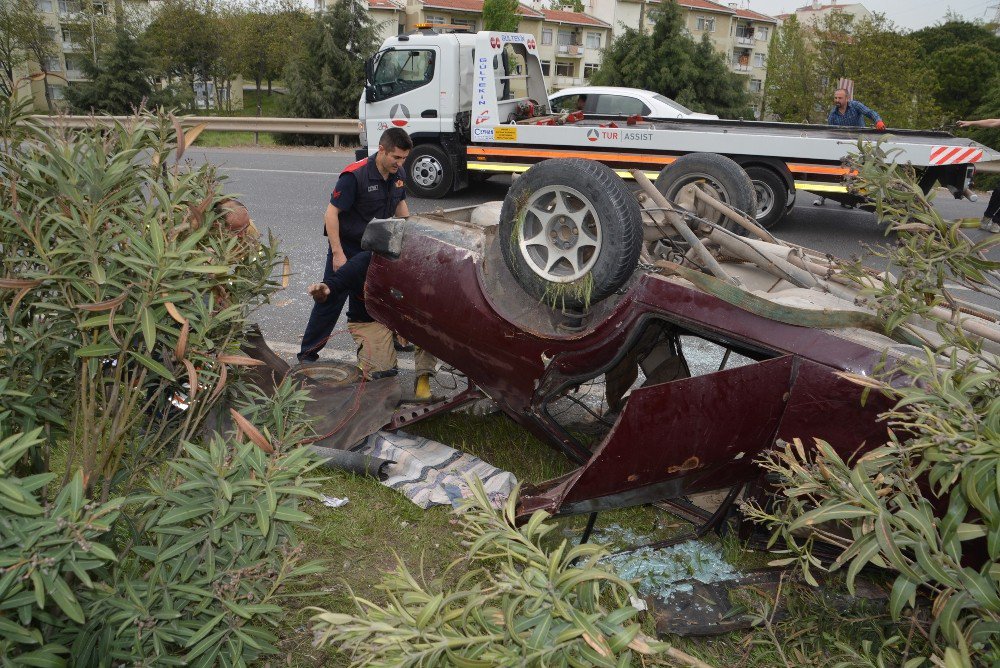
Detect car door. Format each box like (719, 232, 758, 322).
(591, 93, 652, 117)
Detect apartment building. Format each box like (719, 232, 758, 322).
(677, 0, 775, 114)
(775, 1, 872, 27)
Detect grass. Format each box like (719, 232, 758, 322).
(268, 408, 915, 667)
(190, 90, 285, 148)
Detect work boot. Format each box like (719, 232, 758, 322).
(414, 373, 432, 402)
(980, 216, 1000, 233)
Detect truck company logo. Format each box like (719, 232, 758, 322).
(475, 110, 490, 125)
(389, 104, 409, 127)
(587, 128, 619, 142)
(476, 56, 489, 108)
(621, 130, 654, 142)
(490, 36, 501, 49)
(527, 38, 536, 50)
(376, 121, 389, 131)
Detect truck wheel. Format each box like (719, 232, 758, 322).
(654, 153, 756, 232)
(499, 159, 642, 309)
(404, 143, 453, 198)
(744, 166, 788, 229)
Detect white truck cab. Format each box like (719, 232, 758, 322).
(360, 27, 548, 198)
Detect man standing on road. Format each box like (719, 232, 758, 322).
(815, 88, 886, 206)
(957, 118, 1000, 233)
(298, 127, 411, 363)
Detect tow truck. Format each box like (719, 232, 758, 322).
(358, 27, 999, 228)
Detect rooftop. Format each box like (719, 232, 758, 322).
(539, 7, 611, 27)
(421, 0, 544, 17)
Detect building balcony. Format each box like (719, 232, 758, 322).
(557, 44, 585, 58)
(66, 69, 87, 81)
(730, 62, 750, 73)
(553, 75, 585, 87)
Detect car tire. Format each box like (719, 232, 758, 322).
(499, 158, 642, 309)
(654, 153, 756, 233)
(404, 143, 453, 198)
(744, 166, 788, 230)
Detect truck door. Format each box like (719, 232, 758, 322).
(365, 47, 442, 150)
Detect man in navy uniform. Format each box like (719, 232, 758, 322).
(298, 127, 412, 364)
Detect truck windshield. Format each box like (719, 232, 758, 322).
(372, 49, 436, 100)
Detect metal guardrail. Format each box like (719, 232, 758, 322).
(28, 115, 362, 146)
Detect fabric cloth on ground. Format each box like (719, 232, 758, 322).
(352, 430, 517, 509)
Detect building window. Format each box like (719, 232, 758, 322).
(451, 17, 476, 30)
(65, 55, 85, 74)
(555, 61, 573, 77)
(43, 56, 62, 71)
(541, 29, 552, 45)
(585, 32, 600, 49)
(557, 30, 573, 46)
(583, 63, 598, 78)
(753, 53, 765, 68)
(426, 15, 444, 24)
(749, 78, 763, 93)
(36, 0, 52, 11)
(756, 26, 769, 41)
(45, 84, 65, 100)
(540, 60, 550, 75)
(696, 16, 715, 32)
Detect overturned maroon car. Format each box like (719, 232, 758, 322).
(357, 156, 997, 524)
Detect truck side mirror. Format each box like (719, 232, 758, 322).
(365, 85, 375, 103)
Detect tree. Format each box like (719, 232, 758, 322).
(928, 43, 996, 120)
(282, 0, 378, 124)
(17, 7, 58, 111)
(591, 1, 751, 118)
(64, 27, 158, 113)
(0, 0, 42, 97)
(763, 15, 821, 122)
(912, 21, 1000, 122)
(839, 15, 940, 129)
(483, 0, 520, 32)
(232, 0, 310, 115)
(548, 0, 583, 12)
(144, 0, 222, 111)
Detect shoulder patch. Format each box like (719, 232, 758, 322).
(342, 157, 370, 175)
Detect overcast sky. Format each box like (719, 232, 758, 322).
(747, 0, 999, 31)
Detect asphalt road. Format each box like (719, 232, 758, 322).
(186, 146, 999, 365)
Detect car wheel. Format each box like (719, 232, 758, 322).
(404, 143, 453, 198)
(654, 153, 756, 233)
(744, 166, 788, 230)
(499, 159, 642, 309)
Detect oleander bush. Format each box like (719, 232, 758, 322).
(747, 141, 1000, 667)
(0, 96, 324, 665)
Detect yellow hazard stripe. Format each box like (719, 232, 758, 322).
(469, 163, 850, 193)
(793, 181, 849, 193)
(467, 162, 660, 180)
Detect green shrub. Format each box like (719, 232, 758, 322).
(0, 97, 326, 665)
(0, 95, 283, 499)
(311, 478, 668, 667)
(746, 141, 1000, 667)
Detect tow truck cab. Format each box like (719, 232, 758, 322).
(358, 28, 548, 196)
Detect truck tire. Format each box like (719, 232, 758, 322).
(654, 153, 756, 233)
(500, 159, 642, 309)
(744, 166, 788, 229)
(404, 143, 453, 198)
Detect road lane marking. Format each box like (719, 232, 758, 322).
(218, 166, 342, 176)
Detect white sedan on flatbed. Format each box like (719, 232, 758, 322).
(548, 86, 720, 120)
